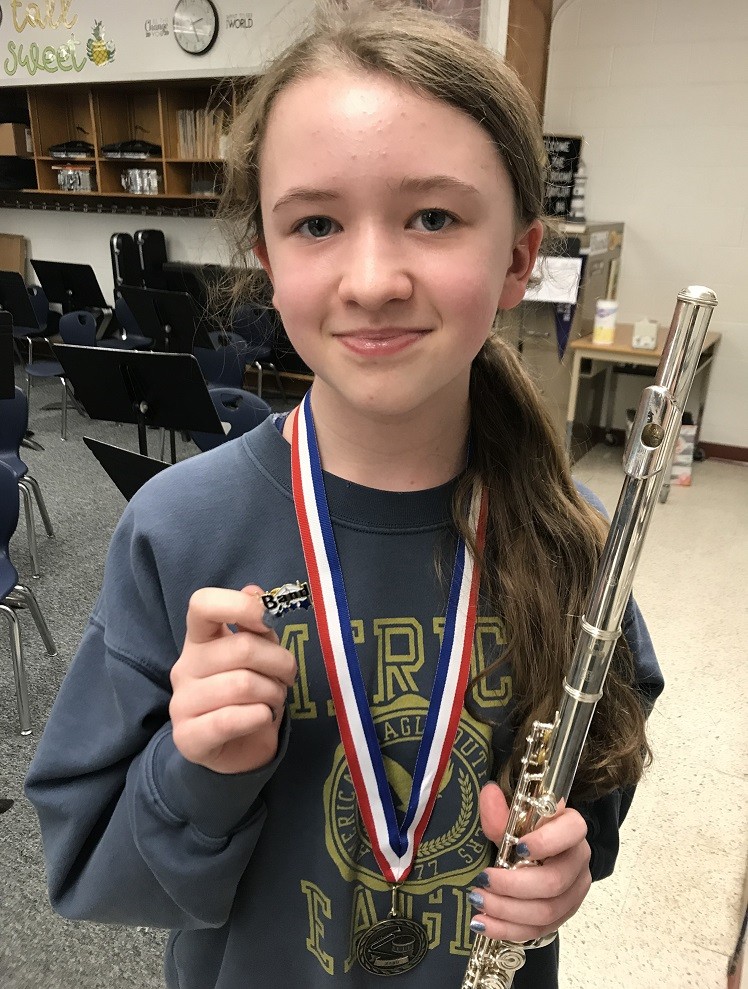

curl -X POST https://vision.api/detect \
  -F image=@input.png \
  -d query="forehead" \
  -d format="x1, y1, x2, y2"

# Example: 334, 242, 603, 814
258, 69, 507, 192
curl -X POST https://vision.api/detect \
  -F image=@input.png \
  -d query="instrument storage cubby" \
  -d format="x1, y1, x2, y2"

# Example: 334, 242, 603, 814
4, 78, 236, 215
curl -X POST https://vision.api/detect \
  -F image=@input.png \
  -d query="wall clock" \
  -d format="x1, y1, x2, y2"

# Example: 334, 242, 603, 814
173, 0, 219, 56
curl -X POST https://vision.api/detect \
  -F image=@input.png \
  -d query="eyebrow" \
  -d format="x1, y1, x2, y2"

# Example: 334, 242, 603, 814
271, 175, 481, 213
400, 175, 482, 198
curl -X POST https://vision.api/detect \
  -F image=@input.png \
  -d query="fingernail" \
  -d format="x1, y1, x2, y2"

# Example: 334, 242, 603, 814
468, 891, 484, 911
472, 871, 490, 889
470, 920, 486, 934
516, 842, 530, 859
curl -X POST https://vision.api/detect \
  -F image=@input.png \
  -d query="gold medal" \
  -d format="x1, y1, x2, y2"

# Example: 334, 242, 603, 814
356, 885, 429, 976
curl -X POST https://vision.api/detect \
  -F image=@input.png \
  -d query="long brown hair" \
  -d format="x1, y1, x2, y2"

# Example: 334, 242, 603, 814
217, 0, 651, 800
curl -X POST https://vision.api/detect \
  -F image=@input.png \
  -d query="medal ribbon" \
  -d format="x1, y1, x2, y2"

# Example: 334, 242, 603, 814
291, 392, 487, 884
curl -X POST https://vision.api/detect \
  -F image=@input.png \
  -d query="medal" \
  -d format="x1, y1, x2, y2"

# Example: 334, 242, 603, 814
356, 885, 429, 976
291, 393, 487, 973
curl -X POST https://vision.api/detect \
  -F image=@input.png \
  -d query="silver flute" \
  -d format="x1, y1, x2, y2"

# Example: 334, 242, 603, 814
461, 286, 718, 989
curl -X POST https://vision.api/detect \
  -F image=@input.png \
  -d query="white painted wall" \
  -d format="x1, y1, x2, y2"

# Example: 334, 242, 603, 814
544, 0, 748, 448
0, 0, 315, 85
0, 208, 229, 304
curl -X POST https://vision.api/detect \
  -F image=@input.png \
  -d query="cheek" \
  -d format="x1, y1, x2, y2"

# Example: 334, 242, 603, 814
439, 265, 501, 329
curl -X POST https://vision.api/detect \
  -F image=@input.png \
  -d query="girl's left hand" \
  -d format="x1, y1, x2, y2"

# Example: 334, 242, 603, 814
471, 782, 592, 943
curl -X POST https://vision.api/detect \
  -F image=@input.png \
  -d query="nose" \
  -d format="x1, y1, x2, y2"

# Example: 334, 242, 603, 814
337, 226, 413, 310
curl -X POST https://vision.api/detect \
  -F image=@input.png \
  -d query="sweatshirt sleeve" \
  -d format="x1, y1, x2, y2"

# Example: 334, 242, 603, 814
24, 499, 289, 930
570, 594, 664, 882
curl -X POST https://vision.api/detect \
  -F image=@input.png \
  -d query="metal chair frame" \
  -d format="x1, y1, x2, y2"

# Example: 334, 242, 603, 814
0, 462, 57, 735
0, 387, 56, 578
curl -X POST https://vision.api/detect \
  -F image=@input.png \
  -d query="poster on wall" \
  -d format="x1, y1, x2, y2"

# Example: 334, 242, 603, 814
0, 0, 314, 86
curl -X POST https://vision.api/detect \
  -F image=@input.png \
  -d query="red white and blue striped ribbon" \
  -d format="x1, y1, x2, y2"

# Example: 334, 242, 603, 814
291, 392, 487, 884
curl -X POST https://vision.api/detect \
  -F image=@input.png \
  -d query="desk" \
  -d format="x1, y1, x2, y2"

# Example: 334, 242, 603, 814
565, 322, 722, 452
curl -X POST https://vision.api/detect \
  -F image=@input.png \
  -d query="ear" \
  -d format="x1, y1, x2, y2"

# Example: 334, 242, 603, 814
252, 238, 274, 286
497, 219, 544, 311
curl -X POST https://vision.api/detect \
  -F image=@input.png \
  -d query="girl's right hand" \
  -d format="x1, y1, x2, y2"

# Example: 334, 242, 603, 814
169, 585, 298, 774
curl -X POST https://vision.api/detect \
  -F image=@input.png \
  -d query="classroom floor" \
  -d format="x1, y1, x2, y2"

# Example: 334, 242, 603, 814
564, 444, 748, 989
0, 375, 746, 988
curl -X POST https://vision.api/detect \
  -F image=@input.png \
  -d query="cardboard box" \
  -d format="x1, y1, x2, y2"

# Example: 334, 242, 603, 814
0, 122, 33, 158
0, 233, 27, 277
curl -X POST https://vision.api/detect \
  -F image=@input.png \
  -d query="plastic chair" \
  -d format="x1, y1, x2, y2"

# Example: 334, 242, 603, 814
58, 310, 97, 346
189, 387, 271, 452
193, 343, 248, 390
6, 282, 47, 366
0, 387, 55, 579
230, 304, 287, 401
24, 336, 67, 437
0, 460, 58, 735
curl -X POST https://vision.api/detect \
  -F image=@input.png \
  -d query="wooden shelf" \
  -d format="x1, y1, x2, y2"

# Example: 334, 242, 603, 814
18, 77, 234, 216
19, 188, 219, 201
98, 156, 165, 163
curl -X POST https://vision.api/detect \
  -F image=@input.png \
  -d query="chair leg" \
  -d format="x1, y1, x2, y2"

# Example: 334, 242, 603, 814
0, 603, 32, 735
24, 474, 55, 538
61, 377, 68, 441
18, 480, 41, 579
268, 362, 287, 402
11, 584, 58, 658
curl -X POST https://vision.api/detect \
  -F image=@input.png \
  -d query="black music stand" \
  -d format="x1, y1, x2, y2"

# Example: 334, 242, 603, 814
52, 345, 223, 462
30, 259, 113, 339
83, 437, 170, 501
119, 286, 214, 352
0, 311, 14, 400
0, 270, 40, 331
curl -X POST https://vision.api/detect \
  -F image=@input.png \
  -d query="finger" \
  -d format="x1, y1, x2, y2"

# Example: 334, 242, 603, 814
185, 586, 277, 645
170, 668, 289, 720
177, 631, 297, 685
480, 843, 591, 901
173, 704, 275, 763
514, 808, 588, 862
478, 782, 510, 844
470, 863, 591, 935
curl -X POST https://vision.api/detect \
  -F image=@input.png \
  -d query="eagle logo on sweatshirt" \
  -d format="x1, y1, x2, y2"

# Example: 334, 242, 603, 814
322, 695, 493, 896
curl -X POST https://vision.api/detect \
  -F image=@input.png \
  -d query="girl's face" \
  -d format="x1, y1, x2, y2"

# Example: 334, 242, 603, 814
255, 69, 542, 423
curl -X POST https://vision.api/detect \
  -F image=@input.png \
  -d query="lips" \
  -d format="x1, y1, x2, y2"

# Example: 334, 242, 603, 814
335, 327, 430, 356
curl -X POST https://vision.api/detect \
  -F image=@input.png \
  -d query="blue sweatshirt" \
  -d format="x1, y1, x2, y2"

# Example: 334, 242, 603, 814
25, 416, 663, 988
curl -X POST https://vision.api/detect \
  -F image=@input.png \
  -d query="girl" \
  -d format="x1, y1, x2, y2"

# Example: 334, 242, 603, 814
26, 3, 662, 987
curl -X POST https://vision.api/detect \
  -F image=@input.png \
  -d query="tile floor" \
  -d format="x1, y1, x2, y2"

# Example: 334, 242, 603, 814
564, 445, 748, 988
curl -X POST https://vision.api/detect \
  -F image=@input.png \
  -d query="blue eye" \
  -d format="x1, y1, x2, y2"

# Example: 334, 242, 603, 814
296, 217, 337, 238
414, 209, 455, 232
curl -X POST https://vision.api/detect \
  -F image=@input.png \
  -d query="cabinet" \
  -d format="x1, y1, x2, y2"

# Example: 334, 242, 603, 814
1, 78, 240, 216
499, 222, 625, 455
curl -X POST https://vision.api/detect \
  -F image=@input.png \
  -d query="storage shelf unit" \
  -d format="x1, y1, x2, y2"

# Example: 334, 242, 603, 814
0, 78, 240, 217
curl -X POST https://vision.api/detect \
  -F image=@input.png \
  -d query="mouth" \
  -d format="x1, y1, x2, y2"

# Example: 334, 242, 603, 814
334, 327, 431, 356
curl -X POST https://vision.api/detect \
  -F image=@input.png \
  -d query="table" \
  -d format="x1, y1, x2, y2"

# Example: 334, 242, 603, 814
565, 323, 721, 498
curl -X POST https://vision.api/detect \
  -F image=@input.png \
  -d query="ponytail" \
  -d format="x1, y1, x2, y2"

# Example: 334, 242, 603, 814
454, 335, 651, 800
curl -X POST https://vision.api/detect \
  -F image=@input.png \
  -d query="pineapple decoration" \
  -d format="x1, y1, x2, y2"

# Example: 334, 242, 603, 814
87, 21, 116, 66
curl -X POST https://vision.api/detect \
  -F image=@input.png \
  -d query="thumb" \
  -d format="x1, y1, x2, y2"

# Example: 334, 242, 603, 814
479, 781, 510, 844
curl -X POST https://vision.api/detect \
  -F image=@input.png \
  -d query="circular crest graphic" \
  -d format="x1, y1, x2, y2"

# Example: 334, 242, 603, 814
323, 696, 492, 895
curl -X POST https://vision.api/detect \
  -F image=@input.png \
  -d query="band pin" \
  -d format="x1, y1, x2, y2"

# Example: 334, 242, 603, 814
261, 580, 312, 617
